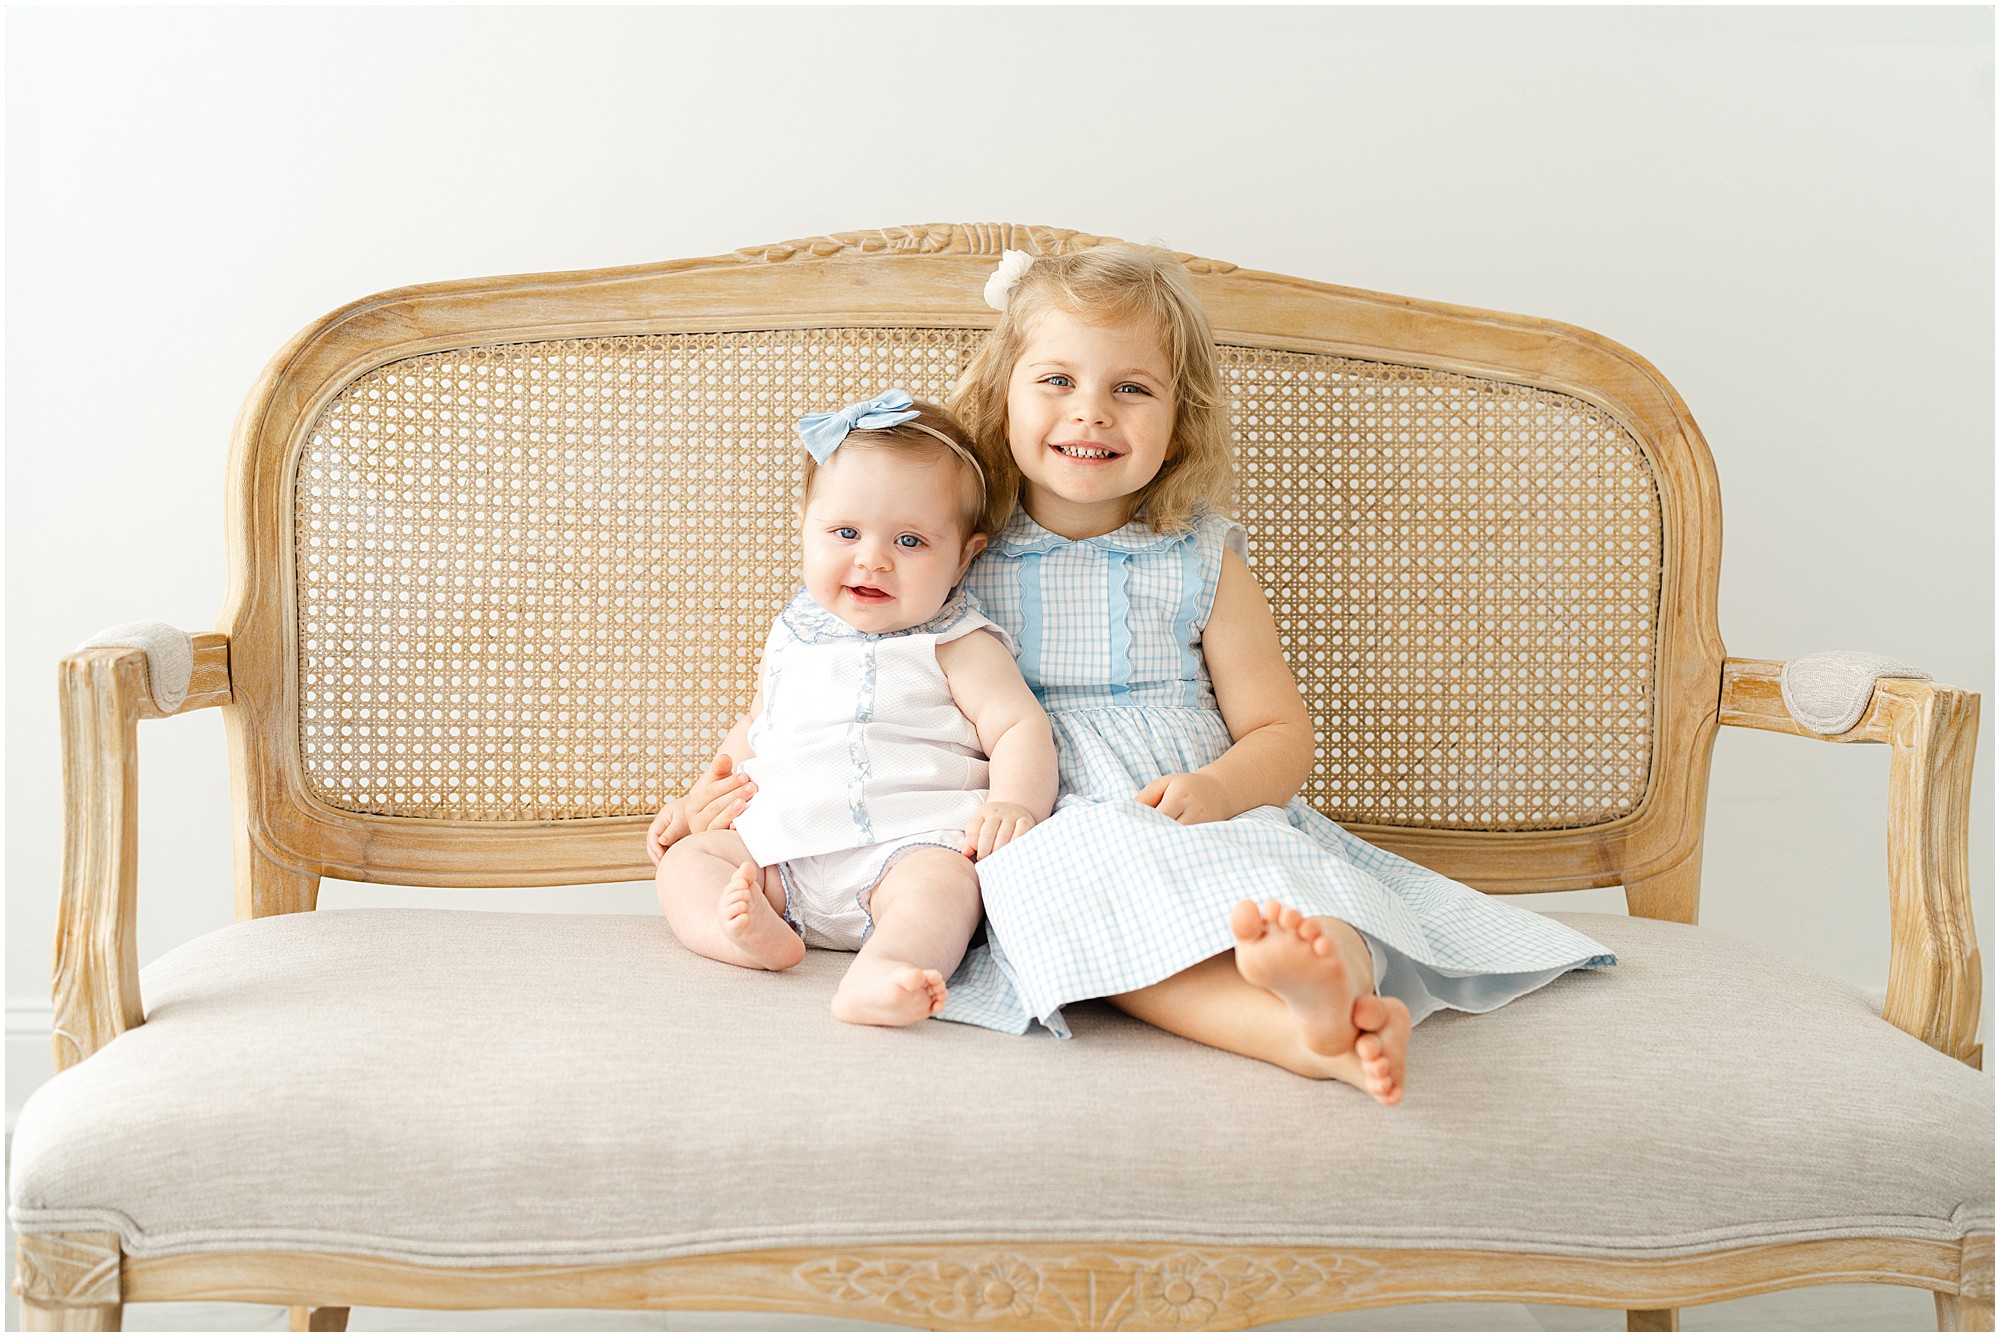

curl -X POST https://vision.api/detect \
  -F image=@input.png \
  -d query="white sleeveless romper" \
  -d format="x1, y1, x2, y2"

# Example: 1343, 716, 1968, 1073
734, 587, 1009, 950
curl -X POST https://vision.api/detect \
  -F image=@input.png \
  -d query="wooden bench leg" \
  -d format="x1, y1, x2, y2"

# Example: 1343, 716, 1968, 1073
1628, 1309, 1679, 1332
15, 1230, 122, 1331
1938, 1291, 1996, 1331
19, 1300, 121, 1331
290, 1306, 351, 1331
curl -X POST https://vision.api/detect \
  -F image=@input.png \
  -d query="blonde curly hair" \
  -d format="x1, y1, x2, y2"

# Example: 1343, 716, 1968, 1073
949, 243, 1233, 534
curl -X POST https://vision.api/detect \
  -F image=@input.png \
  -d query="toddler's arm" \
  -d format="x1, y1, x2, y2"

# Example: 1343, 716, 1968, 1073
1138, 551, 1314, 824
645, 690, 763, 864
936, 629, 1058, 859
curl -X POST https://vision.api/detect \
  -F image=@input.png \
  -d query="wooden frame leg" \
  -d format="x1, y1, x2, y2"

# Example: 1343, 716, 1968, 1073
18, 1300, 121, 1331
15, 1231, 122, 1331
1624, 849, 1702, 925
290, 1306, 350, 1331
1628, 1308, 1679, 1332
1938, 1291, 1996, 1331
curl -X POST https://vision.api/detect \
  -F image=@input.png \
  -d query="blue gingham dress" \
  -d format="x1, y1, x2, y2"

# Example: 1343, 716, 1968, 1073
938, 510, 1616, 1036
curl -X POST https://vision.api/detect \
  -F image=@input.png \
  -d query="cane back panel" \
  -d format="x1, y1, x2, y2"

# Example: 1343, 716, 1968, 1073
290, 332, 1661, 832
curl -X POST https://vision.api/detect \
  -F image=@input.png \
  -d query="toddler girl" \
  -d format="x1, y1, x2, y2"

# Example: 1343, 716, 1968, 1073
936, 247, 1616, 1102
647, 391, 1057, 1027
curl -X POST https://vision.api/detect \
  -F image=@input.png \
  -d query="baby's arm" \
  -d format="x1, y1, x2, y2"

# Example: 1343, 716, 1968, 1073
645, 688, 763, 864
1137, 551, 1314, 824
936, 629, 1058, 859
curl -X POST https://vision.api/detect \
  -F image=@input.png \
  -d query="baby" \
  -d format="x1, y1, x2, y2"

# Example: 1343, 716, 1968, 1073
646, 390, 1057, 1027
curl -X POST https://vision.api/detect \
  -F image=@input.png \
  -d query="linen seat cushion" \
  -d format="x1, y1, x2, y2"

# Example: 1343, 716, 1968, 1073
9, 908, 1991, 1268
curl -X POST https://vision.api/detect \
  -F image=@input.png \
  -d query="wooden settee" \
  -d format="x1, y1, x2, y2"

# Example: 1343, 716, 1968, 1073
11, 224, 1991, 1331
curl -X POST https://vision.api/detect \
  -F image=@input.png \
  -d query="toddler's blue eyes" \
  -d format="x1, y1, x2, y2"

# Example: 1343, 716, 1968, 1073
835, 527, 858, 540
896, 535, 923, 548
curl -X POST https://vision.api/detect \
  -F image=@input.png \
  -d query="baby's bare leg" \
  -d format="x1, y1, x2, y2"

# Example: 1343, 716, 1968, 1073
655, 830, 803, 970
831, 846, 981, 1027
1108, 905, 1411, 1105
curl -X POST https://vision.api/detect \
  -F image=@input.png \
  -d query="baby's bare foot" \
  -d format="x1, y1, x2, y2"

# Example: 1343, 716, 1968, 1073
831, 963, 948, 1028
1232, 898, 1360, 1056
719, 861, 803, 970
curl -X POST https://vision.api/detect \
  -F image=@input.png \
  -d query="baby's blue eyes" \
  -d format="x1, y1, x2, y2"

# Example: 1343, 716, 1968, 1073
830, 527, 925, 549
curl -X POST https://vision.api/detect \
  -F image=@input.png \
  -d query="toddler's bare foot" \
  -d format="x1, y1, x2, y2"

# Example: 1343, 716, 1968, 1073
719, 861, 803, 970
831, 963, 948, 1028
1231, 898, 1361, 1056
1349, 993, 1412, 1106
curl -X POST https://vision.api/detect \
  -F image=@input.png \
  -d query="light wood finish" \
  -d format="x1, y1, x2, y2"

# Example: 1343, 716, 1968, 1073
288, 1305, 349, 1331
113, 1236, 1978, 1329
17, 1303, 121, 1333
1623, 849, 1703, 925
1939, 1292, 1997, 1332
54, 634, 230, 1072
219, 223, 1723, 897
1627, 1309, 1678, 1331
15, 1231, 121, 1331
1720, 658, 1983, 1064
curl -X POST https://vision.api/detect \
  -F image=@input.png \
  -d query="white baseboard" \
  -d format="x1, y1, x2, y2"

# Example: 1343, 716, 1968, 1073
7, 1006, 55, 1134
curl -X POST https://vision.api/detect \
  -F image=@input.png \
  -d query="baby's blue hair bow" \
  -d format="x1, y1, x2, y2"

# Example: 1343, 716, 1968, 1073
796, 389, 920, 464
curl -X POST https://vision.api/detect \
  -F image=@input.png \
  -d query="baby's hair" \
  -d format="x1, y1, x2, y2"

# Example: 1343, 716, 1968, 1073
798, 397, 1003, 537
950, 243, 1234, 534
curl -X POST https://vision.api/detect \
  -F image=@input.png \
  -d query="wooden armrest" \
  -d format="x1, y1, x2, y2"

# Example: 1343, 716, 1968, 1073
1720, 657, 1982, 1067
54, 632, 231, 1071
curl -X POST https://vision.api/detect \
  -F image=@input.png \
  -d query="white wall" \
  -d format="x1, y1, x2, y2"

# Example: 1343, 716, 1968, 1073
8, 7, 1992, 1117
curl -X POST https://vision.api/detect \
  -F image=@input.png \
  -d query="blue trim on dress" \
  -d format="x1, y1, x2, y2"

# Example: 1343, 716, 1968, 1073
845, 642, 879, 845
1106, 551, 1133, 705
1016, 552, 1045, 694
1174, 535, 1205, 707
778, 585, 985, 644
774, 861, 806, 941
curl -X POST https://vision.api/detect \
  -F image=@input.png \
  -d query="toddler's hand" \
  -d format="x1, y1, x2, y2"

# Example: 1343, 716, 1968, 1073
1135, 771, 1231, 825
962, 802, 1038, 861
684, 752, 756, 835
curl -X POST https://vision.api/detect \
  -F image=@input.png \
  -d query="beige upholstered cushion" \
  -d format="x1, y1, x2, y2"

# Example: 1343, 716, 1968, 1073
9, 909, 1990, 1267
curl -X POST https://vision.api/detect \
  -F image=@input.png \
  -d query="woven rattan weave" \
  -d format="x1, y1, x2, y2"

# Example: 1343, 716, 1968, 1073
295, 333, 1660, 831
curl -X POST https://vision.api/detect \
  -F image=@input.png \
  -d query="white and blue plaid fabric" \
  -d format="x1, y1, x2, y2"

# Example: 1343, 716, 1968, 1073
939, 510, 1616, 1037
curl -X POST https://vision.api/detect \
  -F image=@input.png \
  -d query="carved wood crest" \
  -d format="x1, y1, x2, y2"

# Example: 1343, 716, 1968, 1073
733, 222, 1237, 274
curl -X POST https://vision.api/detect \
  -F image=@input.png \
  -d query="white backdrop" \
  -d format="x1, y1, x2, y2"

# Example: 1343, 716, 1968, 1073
7, 6, 1992, 1117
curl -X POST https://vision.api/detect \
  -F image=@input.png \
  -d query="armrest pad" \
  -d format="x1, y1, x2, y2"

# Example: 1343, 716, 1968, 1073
1780, 651, 1930, 736
76, 622, 192, 711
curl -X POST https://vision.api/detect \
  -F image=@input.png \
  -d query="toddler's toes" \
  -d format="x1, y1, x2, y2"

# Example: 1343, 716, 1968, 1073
1230, 900, 1266, 943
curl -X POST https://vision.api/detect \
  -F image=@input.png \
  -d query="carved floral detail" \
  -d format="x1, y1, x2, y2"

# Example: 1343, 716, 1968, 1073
735, 223, 1237, 274
15, 1230, 121, 1307
791, 1247, 1381, 1329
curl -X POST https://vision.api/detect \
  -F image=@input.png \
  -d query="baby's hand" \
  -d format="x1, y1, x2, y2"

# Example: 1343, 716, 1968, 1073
962, 802, 1038, 861
1135, 771, 1231, 825
645, 801, 687, 866
684, 752, 756, 835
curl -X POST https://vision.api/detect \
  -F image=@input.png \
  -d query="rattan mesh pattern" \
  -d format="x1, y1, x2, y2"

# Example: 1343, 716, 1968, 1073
293, 332, 1661, 830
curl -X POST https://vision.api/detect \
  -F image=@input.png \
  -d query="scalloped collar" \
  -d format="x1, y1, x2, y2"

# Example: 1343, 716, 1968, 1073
988, 508, 1197, 557
778, 585, 984, 644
